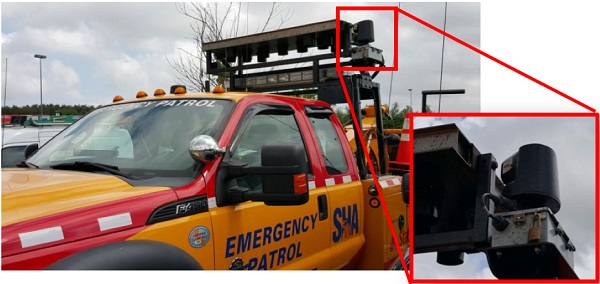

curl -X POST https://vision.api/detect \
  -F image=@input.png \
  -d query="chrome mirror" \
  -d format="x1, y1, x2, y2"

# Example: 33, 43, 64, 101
189, 135, 225, 163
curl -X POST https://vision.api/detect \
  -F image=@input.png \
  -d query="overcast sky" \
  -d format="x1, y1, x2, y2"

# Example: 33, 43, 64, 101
2, 1, 599, 113
413, 116, 597, 280
1, 2, 480, 111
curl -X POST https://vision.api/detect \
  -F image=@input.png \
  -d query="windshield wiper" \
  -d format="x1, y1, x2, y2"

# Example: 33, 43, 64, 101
50, 161, 138, 180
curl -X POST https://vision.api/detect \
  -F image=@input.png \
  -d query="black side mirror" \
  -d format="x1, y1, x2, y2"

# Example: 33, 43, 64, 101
259, 143, 308, 205
24, 143, 39, 159
217, 143, 309, 206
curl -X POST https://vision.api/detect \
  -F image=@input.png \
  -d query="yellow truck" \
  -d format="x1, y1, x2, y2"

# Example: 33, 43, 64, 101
2, 19, 409, 270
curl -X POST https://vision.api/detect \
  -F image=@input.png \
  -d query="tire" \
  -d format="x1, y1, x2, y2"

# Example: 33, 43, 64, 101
46, 240, 202, 270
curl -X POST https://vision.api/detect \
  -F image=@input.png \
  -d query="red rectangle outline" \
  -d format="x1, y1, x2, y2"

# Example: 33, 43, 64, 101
335, 6, 398, 72
407, 112, 599, 283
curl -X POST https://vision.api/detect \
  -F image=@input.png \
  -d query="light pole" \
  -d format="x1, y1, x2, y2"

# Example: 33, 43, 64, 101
409, 88, 413, 111
34, 54, 46, 116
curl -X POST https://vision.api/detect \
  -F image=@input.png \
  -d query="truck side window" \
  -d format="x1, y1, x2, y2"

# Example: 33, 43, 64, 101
309, 116, 348, 175
231, 111, 308, 189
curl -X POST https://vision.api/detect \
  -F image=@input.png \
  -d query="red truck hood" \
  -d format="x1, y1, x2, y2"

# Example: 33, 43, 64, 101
2, 169, 171, 227
2, 169, 177, 259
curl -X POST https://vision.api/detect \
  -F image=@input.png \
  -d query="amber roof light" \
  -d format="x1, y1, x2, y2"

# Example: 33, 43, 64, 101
136, 91, 148, 98
213, 85, 226, 93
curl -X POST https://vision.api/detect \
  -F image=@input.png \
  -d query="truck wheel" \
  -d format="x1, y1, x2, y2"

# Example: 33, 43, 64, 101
46, 240, 202, 270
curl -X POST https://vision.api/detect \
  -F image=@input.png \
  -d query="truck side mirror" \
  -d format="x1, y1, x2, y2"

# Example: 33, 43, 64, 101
218, 143, 309, 206
24, 143, 39, 159
189, 135, 226, 163
259, 143, 309, 206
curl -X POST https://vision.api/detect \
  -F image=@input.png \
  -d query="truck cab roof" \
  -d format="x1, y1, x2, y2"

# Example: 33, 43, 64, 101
110, 89, 317, 105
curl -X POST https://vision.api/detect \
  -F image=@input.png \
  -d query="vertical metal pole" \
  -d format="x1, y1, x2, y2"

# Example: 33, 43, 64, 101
205, 52, 212, 92
438, 2, 448, 112
2, 58, 7, 147
409, 88, 413, 111
372, 85, 387, 174
387, 72, 393, 107
34, 54, 46, 115
352, 75, 368, 179
3, 58, 7, 112
39, 58, 43, 116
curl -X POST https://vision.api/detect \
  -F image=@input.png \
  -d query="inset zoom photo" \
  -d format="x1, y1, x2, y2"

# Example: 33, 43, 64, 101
410, 114, 597, 281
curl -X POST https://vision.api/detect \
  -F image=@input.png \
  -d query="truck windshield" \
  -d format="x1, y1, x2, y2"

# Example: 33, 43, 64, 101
27, 99, 233, 184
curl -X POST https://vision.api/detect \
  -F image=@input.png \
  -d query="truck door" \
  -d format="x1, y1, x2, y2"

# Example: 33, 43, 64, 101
210, 103, 332, 270
306, 107, 364, 269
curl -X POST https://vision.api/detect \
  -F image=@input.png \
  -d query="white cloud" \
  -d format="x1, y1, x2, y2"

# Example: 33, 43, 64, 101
1, 32, 16, 45
46, 60, 82, 102
99, 53, 143, 92
414, 252, 495, 279
24, 23, 98, 56
575, 248, 597, 279
49, 60, 80, 87
458, 117, 486, 130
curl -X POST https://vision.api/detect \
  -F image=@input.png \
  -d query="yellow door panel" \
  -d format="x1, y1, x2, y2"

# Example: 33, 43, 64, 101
326, 181, 364, 269
210, 188, 332, 270
357, 176, 408, 269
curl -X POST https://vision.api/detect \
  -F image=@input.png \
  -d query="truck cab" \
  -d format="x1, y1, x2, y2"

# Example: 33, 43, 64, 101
2, 87, 404, 270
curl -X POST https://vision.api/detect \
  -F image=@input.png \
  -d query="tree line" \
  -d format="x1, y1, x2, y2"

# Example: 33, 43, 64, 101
334, 102, 429, 129
1, 104, 98, 116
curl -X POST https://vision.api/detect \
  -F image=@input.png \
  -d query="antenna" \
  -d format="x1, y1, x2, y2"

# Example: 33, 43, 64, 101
2, 58, 7, 147
387, 2, 401, 108
438, 2, 448, 112
3, 58, 7, 111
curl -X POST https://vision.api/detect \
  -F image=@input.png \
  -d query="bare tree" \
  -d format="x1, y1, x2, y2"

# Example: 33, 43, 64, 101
168, 2, 293, 92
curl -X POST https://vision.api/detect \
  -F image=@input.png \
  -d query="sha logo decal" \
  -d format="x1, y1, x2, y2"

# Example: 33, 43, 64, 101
189, 226, 210, 248
332, 203, 359, 243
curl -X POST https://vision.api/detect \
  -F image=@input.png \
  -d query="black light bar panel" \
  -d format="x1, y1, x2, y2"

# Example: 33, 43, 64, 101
203, 20, 352, 62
